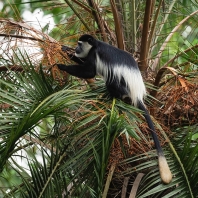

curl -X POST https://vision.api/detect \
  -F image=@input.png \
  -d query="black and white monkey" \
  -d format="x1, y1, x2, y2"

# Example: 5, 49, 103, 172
57, 34, 172, 184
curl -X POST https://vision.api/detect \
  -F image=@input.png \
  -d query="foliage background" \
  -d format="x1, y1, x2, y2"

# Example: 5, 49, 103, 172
0, 0, 198, 197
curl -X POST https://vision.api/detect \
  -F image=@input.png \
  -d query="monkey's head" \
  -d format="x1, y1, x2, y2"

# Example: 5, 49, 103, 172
75, 34, 96, 58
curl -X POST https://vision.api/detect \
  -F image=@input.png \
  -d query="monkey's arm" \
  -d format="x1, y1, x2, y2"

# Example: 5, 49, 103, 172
61, 45, 85, 64
57, 64, 96, 79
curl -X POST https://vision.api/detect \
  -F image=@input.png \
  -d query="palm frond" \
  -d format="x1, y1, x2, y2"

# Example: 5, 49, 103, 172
117, 125, 198, 198
1, 0, 198, 197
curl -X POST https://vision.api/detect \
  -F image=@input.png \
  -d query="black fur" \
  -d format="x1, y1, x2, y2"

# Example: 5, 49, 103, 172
58, 35, 139, 100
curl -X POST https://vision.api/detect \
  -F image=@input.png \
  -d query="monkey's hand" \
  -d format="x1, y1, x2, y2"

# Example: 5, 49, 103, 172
57, 64, 67, 71
61, 45, 73, 52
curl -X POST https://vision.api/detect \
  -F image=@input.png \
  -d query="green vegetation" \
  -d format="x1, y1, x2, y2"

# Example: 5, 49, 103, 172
0, 0, 198, 197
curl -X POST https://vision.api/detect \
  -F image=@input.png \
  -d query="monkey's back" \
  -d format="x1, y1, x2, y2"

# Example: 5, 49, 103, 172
95, 41, 146, 106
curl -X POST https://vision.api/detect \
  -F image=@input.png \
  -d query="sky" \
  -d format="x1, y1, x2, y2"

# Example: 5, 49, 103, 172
22, 8, 55, 32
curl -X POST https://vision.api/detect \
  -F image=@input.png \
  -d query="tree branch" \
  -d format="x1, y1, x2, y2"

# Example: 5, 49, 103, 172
139, 0, 153, 72
87, 0, 108, 42
110, 0, 125, 50
0, 33, 43, 42
0, 66, 23, 72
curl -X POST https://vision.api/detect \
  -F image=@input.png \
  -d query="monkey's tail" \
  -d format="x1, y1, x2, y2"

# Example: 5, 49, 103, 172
138, 101, 172, 184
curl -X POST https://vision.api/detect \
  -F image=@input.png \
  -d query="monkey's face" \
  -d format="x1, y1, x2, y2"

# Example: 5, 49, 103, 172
75, 41, 92, 58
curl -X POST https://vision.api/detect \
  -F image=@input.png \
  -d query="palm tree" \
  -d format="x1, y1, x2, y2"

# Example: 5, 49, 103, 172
0, 0, 198, 197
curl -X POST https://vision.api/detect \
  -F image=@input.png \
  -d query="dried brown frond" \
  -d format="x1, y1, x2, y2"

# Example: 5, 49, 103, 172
106, 123, 169, 197
0, 19, 72, 82
108, 123, 159, 174
157, 76, 198, 127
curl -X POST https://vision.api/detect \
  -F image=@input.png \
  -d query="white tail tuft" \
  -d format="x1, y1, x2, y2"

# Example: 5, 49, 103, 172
158, 155, 172, 184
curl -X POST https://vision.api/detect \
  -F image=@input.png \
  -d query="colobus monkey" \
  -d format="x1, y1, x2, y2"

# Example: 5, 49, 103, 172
57, 34, 172, 184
